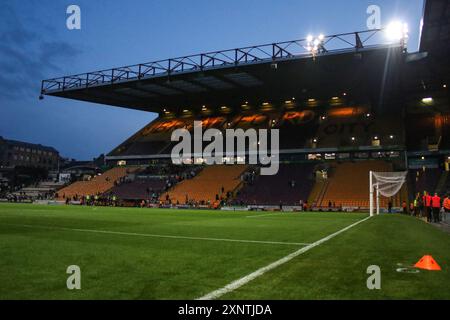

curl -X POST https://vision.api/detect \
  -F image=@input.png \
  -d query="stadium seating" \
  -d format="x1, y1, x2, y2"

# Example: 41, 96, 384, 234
315, 161, 402, 208
235, 163, 315, 206
57, 167, 135, 199
161, 165, 248, 204
13, 181, 65, 199
108, 178, 167, 200
408, 168, 441, 197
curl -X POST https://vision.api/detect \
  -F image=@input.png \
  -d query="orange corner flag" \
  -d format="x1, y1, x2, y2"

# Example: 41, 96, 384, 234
414, 255, 442, 271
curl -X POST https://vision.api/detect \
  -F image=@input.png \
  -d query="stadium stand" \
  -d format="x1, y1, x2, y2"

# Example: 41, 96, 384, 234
57, 167, 135, 199
314, 160, 404, 208
107, 178, 167, 201
161, 165, 248, 205
408, 168, 442, 197
13, 181, 65, 200
435, 171, 450, 195
235, 163, 315, 205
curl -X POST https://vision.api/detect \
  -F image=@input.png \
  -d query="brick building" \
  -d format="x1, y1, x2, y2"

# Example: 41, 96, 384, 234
0, 136, 59, 170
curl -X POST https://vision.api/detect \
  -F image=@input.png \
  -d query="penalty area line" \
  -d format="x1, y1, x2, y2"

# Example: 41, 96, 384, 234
1, 223, 311, 247
197, 215, 372, 300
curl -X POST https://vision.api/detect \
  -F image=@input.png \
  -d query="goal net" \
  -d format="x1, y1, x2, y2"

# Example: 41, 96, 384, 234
369, 171, 408, 216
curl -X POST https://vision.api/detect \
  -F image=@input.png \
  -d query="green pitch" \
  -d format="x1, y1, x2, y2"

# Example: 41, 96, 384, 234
0, 203, 449, 300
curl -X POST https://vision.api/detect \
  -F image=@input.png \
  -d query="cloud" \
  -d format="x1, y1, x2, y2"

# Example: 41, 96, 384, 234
0, 2, 82, 101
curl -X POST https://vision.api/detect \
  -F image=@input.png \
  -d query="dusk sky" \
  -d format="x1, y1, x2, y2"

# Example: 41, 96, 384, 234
1, 0, 424, 160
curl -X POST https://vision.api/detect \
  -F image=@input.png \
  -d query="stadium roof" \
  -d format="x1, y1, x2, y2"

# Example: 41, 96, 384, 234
41, 29, 407, 114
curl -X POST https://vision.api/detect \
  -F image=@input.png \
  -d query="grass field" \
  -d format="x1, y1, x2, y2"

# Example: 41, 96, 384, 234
0, 203, 449, 300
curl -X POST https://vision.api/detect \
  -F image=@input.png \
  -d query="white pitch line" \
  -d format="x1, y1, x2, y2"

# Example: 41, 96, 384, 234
197, 215, 372, 300
1, 223, 310, 247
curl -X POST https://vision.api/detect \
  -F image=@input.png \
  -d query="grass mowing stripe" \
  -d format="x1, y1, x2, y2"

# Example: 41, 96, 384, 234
1, 223, 311, 247
246, 213, 285, 218
197, 215, 372, 300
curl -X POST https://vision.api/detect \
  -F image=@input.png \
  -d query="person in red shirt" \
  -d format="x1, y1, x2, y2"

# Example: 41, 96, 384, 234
431, 193, 441, 223
423, 192, 432, 222
444, 194, 450, 213
402, 201, 407, 215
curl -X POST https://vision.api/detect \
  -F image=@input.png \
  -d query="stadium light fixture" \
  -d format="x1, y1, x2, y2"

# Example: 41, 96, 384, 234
443, 84, 447, 88
342, 92, 347, 96
313, 138, 318, 143
366, 113, 371, 117
306, 34, 325, 55
421, 156, 425, 160
421, 97, 433, 104
385, 21, 409, 42
389, 135, 394, 139
351, 137, 356, 141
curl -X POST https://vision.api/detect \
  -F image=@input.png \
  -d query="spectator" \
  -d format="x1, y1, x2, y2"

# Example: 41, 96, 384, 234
431, 193, 441, 223
444, 194, 450, 213
402, 201, 407, 215
424, 192, 432, 222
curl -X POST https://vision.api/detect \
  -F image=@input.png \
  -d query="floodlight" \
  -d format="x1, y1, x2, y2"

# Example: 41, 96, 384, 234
385, 21, 409, 41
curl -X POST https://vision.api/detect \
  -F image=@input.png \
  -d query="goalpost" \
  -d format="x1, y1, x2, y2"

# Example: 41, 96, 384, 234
369, 171, 408, 216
